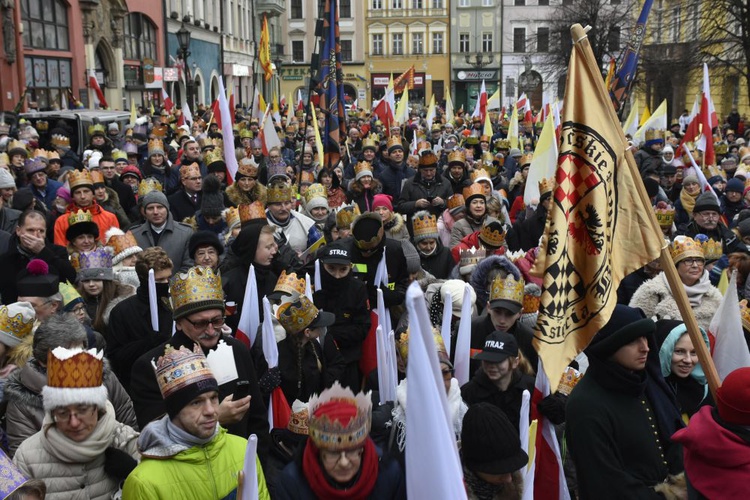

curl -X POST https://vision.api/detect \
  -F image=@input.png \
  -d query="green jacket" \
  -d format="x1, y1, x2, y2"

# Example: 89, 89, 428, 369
122, 428, 269, 500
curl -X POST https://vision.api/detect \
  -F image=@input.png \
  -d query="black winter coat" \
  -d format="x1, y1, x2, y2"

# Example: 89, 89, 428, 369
377, 161, 415, 200
129, 330, 270, 460
460, 369, 534, 432
275, 333, 346, 406
342, 236, 410, 309
506, 204, 548, 252
418, 243, 455, 280
168, 189, 201, 223
396, 173, 453, 223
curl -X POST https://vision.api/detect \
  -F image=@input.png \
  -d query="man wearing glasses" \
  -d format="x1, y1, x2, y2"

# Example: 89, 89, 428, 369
682, 192, 744, 260
128, 266, 270, 461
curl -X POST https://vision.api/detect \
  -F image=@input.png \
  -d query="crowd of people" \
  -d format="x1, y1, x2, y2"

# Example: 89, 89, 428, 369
0, 103, 747, 499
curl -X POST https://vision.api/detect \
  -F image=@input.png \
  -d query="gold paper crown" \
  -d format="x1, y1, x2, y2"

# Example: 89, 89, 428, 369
362, 136, 377, 150
51, 134, 70, 148
47, 150, 61, 162
459, 247, 486, 267
308, 382, 372, 452
447, 194, 465, 211
386, 135, 403, 150
489, 274, 525, 306
470, 168, 491, 183
151, 124, 168, 138
714, 142, 729, 155
267, 182, 293, 204
153, 344, 215, 400
138, 177, 163, 197
538, 177, 554, 197
557, 366, 583, 396
519, 154, 533, 166
36, 120, 48, 132
396, 326, 446, 363
288, 400, 309, 435
495, 138, 511, 149
654, 204, 676, 228
273, 270, 306, 298
88, 124, 106, 136
68, 209, 94, 227
740, 300, 750, 332
33, 149, 49, 162
238, 201, 267, 223
412, 211, 439, 240
336, 204, 360, 229
354, 161, 373, 177
180, 163, 201, 179
223, 206, 241, 228
240, 129, 253, 139
669, 236, 704, 264
198, 136, 223, 150
105, 229, 140, 260
7, 140, 27, 155
47, 348, 103, 390
147, 139, 164, 154
522, 293, 541, 314
479, 223, 506, 248
170, 266, 224, 319
238, 158, 259, 178
699, 237, 723, 261
462, 183, 485, 200
0, 303, 35, 343
448, 150, 466, 165
89, 170, 105, 184
304, 183, 328, 204
277, 295, 320, 333
204, 147, 225, 166
739, 146, 750, 162
68, 169, 94, 191
644, 129, 665, 142
59, 281, 82, 307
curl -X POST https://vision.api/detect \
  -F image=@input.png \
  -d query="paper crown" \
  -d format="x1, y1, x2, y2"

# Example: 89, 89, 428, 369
0, 447, 30, 498
277, 295, 320, 333
538, 177, 554, 197
522, 292, 541, 315
669, 236, 704, 264
151, 124, 168, 138
354, 161, 373, 178
412, 211, 439, 242
644, 129, 665, 142
33, 149, 49, 162
138, 177, 163, 197
267, 182, 293, 204
47, 150, 61, 162
463, 183, 485, 201
470, 168, 491, 183
308, 382, 372, 452
386, 135, 403, 150
448, 150, 466, 166
557, 366, 583, 396
23, 157, 46, 175
51, 134, 71, 148
89, 170, 105, 184
204, 147, 225, 167
0, 302, 35, 347
148, 139, 164, 155
170, 266, 224, 320
179, 163, 201, 179
59, 281, 83, 309
489, 274, 525, 306
288, 400, 309, 435
105, 228, 142, 265
695, 234, 723, 261
396, 326, 447, 363
223, 206, 241, 229
447, 194, 465, 212
459, 247, 486, 267
336, 204, 360, 229
740, 300, 750, 332
362, 136, 377, 150
240, 128, 253, 139
267, 161, 288, 182
237, 158, 259, 178
479, 222, 506, 248
77, 247, 114, 281
238, 201, 267, 223
654, 203, 676, 228
273, 270, 306, 298
68, 169, 94, 191
7, 139, 28, 156
198, 137, 222, 151
495, 138, 511, 149
42, 347, 107, 412
152, 344, 215, 400
519, 153, 533, 166
419, 151, 438, 167
68, 209, 94, 227
0, 152, 8, 165
304, 183, 328, 204
88, 123, 106, 137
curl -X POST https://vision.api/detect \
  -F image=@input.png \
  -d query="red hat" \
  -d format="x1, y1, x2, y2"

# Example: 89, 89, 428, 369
716, 367, 750, 426
372, 194, 393, 211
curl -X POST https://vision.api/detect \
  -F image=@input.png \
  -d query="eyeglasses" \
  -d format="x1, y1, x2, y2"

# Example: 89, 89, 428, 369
696, 212, 720, 219
71, 304, 86, 314
184, 316, 226, 330
320, 448, 364, 466
681, 258, 705, 267
53, 404, 96, 422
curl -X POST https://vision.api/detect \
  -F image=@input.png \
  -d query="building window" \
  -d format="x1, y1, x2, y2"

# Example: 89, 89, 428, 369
21, 0, 69, 50
482, 33, 493, 52
483, 0, 493, 6
608, 27, 620, 52
537, 27, 549, 52
432, 0, 443, 7
24, 56, 72, 110
562, 0, 573, 5
538, 0, 549, 5
513, 28, 526, 53
514, 0, 525, 5
459, 0, 469, 6
412, 0, 423, 8
292, 41, 304, 62
688, 3, 699, 40
373, 34, 383, 55
393, 0, 402, 8
432, 32, 444, 54
393, 33, 403, 55
655, 10, 662, 43
123, 13, 157, 61
290, 0, 302, 19
671, 6, 681, 42
459, 33, 470, 53
412, 33, 423, 54
373, 0, 383, 9
340, 0, 351, 18
341, 40, 353, 61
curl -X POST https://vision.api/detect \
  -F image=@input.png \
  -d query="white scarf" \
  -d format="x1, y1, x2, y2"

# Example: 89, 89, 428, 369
41, 401, 118, 464
660, 270, 712, 307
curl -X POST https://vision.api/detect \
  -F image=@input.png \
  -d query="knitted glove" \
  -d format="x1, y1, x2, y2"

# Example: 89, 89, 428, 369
258, 366, 282, 394
536, 392, 568, 425
104, 447, 138, 481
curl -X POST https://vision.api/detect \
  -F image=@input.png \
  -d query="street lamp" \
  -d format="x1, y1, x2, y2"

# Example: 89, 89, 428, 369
465, 53, 494, 69
176, 22, 194, 111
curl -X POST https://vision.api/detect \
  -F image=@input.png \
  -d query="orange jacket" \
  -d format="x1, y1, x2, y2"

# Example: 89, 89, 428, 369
53, 202, 120, 247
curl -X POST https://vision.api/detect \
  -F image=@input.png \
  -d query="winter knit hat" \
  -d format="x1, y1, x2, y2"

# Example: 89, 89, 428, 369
586, 305, 652, 359
0, 168, 14, 189
402, 240, 422, 274
372, 194, 393, 212
461, 402, 528, 475
682, 175, 700, 186
56, 185, 72, 204
693, 192, 721, 213
726, 177, 745, 194
715, 367, 750, 426
200, 174, 225, 218
142, 190, 169, 210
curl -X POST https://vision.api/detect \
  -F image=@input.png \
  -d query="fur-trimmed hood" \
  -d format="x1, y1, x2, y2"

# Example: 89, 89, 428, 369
470, 255, 522, 307
384, 212, 406, 235
225, 182, 267, 207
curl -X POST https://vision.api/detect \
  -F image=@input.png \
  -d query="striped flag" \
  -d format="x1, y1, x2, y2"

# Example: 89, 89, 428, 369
235, 264, 260, 349
88, 69, 108, 109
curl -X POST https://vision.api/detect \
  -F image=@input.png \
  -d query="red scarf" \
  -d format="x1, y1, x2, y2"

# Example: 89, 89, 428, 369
302, 438, 379, 500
